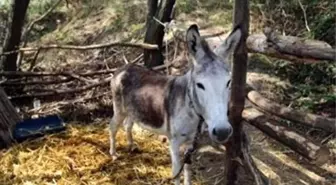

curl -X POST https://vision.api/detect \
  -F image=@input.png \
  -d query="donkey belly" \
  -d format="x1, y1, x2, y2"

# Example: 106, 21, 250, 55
133, 120, 167, 136
125, 101, 167, 136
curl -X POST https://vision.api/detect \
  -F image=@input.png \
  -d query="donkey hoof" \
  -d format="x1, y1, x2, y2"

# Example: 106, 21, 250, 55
111, 154, 119, 161
128, 145, 140, 153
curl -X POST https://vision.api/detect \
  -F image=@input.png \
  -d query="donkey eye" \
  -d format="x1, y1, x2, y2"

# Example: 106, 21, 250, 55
196, 83, 205, 90
226, 80, 231, 88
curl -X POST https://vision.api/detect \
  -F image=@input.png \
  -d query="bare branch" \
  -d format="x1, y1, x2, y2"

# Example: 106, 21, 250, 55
0, 42, 158, 56
297, 0, 310, 32
23, 0, 62, 40
240, 131, 269, 185
9, 76, 113, 99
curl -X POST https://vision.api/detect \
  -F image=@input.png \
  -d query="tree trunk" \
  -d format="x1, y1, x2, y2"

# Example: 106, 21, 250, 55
0, 87, 21, 148
143, 0, 175, 68
1, 0, 30, 72
247, 90, 335, 133
243, 108, 331, 165
225, 0, 249, 184
146, 0, 158, 29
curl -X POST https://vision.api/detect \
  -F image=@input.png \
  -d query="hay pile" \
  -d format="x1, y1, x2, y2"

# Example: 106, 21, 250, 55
0, 121, 212, 185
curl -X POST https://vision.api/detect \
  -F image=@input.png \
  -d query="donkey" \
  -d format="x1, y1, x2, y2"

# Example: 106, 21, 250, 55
109, 24, 241, 185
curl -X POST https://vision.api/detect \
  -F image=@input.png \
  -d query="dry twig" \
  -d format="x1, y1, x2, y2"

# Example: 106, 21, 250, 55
297, 0, 311, 32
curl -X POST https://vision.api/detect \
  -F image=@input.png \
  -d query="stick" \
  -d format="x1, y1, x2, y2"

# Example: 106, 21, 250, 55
28, 48, 41, 71
240, 131, 269, 185
297, 0, 310, 32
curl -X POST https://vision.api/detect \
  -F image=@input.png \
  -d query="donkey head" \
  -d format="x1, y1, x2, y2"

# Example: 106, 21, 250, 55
186, 25, 241, 143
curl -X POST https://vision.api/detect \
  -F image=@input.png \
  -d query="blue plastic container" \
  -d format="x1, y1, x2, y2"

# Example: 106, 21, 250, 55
13, 115, 66, 142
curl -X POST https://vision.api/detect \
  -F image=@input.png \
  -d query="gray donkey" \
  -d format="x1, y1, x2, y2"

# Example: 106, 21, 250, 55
109, 24, 241, 185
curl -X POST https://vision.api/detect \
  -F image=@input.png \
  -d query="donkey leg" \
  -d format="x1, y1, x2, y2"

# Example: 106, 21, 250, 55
169, 139, 182, 185
109, 113, 125, 160
124, 117, 138, 152
183, 144, 193, 185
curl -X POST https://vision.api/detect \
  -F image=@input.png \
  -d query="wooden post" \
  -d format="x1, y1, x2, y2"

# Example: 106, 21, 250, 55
0, 87, 21, 148
225, 0, 249, 184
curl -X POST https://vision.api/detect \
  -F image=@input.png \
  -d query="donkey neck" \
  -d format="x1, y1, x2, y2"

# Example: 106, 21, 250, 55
169, 70, 201, 121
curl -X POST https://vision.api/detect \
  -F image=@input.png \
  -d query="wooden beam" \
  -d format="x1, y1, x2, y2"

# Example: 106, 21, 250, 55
247, 90, 335, 133
243, 108, 331, 165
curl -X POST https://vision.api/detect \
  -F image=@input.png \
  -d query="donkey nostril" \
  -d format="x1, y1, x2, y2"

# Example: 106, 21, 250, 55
212, 128, 217, 136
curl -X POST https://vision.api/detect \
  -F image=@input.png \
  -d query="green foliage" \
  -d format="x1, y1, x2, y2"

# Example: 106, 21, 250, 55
28, 0, 54, 18
274, 61, 335, 86
274, 60, 335, 111
176, 0, 197, 14
251, 0, 335, 46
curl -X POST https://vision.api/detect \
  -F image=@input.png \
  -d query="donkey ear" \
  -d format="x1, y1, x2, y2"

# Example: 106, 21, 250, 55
186, 24, 204, 60
214, 26, 242, 60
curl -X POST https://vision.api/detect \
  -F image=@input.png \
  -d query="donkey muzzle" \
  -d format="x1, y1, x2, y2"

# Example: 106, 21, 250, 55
211, 126, 233, 143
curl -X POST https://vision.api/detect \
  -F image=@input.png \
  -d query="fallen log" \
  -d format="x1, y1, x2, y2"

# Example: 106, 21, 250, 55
247, 30, 335, 63
247, 90, 335, 133
243, 108, 331, 165
246, 34, 321, 63
264, 28, 335, 62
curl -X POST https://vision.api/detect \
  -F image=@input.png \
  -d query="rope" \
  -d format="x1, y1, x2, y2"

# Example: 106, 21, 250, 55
152, 17, 177, 75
